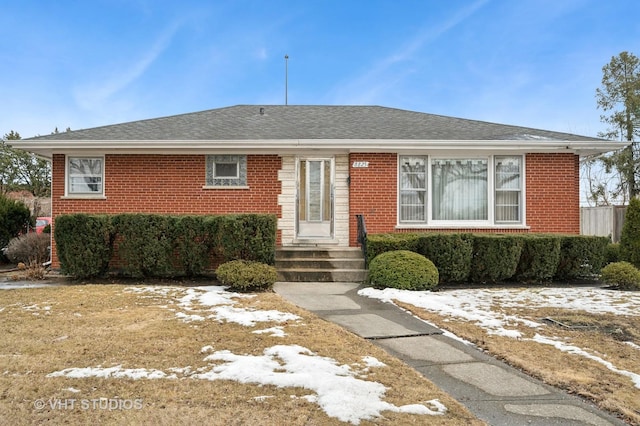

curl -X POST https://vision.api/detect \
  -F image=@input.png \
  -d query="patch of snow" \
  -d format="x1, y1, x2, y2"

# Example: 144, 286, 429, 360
359, 286, 640, 390
65, 387, 81, 393
532, 334, 640, 389
175, 312, 205, 322
205, 305, 299, 327
625, 341, 640, 351
200, 345, 214, 353
195, 345, 446, 424
252, 326, 287, 337
253, 395, 273, 402
48, 345, 447, 424
129, 286, 301, 328
48, 365, 174, 380
361, 356, 386, 368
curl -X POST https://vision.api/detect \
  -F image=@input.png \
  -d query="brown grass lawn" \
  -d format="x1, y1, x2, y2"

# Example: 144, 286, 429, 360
395, 298, 640, 425
0, 283, 481, 425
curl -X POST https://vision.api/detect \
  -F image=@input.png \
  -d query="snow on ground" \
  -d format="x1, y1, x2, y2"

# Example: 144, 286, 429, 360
128, 286, 301, 326
47, 286, 446, 424
359, 286, 640, 389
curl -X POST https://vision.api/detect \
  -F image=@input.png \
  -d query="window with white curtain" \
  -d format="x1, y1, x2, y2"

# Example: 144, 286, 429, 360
398, 155, 524, 225
495, 156, 521, 223
399, 156, 427, 222
432, 158, 488, 221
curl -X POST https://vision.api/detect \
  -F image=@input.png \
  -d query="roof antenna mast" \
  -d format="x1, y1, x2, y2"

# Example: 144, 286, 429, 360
284, 54, 289, 105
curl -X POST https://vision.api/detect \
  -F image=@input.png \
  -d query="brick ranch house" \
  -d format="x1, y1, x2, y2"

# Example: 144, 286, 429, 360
15, 105, 616, 269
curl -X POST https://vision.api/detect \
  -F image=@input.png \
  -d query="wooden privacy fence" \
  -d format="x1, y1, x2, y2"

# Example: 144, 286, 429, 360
580, 206, 627, 243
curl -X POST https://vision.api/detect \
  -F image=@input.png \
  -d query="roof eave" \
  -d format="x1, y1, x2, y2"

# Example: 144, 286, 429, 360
10, 139, 625, 159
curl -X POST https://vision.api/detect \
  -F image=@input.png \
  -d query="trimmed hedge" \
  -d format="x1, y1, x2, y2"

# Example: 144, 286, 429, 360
365, 233, 421, 266
514, 235, 561, 282
54, 213, 277, 279
368, 250, 439, 290
365, 232, 609, 284
470, 235, 523, 283
418, 233, 473, 283
111, 214, 176, 278
55, 214, 113, 279
555, 235, 609, 280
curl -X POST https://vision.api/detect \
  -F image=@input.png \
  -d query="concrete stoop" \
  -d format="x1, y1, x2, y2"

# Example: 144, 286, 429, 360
276, 247, 367, 283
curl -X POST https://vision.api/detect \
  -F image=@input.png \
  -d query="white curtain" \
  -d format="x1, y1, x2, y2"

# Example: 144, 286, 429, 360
495, 156, 521, 222
400, 156, 426, 221
432, 159, 487, 220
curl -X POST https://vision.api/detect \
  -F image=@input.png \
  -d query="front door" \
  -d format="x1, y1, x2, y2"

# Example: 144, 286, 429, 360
297, 158, 334, 239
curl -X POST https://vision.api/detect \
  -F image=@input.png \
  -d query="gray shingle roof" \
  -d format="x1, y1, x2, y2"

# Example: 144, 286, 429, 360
29, 105, 604, 141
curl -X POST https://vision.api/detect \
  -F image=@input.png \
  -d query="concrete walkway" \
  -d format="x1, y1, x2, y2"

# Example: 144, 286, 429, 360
274, 282, 626, 426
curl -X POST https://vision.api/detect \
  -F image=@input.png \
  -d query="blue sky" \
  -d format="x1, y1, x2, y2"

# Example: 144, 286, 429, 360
2, 0, 639, 139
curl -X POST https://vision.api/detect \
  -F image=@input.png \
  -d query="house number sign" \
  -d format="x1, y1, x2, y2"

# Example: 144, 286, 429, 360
352, 161, 369, 168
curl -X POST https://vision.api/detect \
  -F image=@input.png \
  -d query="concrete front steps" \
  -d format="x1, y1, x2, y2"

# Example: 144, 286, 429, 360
276, 247, 367, 282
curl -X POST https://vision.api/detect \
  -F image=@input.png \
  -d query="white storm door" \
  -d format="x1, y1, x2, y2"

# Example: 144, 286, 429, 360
297, 158, 334, 238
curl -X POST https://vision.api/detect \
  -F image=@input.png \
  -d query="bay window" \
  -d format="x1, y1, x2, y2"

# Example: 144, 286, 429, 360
398, 155, 523, 226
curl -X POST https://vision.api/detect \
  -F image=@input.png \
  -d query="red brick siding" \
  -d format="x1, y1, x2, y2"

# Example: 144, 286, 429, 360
348, 152, 580, 246
348, 154, 398, 246
525, 153, 580, 234
50, 154, 281, 268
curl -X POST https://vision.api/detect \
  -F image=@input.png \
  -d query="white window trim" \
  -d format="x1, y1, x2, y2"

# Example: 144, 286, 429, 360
213, 160, 240, 179
396, 154, 527, 229
63, 155, 106, 199
494, 155, 525, 225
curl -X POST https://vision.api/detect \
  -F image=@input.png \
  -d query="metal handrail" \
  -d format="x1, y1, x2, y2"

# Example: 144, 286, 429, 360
355, 214, 367, 263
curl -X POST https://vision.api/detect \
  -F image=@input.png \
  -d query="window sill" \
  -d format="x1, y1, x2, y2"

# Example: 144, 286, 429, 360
61, 195, 107, 200
202, 185, 250, 190
396, 224, 530, 230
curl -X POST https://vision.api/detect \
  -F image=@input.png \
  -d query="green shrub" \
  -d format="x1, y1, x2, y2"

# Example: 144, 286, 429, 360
365, 233, 421, 266
111, 214, 177, 278
514, 235, 561, 282
605, 243, 620, 264
55, 214, 113, 278
367, 250, 439, 290
620, 197, 640, 268
600, 261, 640, 290
0, 194, 31, 250
555, 235, 609, 280
417, 233, 473, 283
215, 260, 277, 292
174, 215, 208, 277
470, 235, 523, 283
5, 233, 51, 265
207, 214, 277, 265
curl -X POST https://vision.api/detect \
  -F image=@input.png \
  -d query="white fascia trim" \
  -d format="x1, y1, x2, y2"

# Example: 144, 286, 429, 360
11, 139, 622, 159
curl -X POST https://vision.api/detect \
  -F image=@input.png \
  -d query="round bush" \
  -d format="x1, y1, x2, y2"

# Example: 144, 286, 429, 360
600, 261, 640, 290
5, 233, 50, 265
216, 260, 277, 292
367, 250, 439, 290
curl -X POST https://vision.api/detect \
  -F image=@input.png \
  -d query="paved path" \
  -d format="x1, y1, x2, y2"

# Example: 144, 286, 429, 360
274, 282, 627, 426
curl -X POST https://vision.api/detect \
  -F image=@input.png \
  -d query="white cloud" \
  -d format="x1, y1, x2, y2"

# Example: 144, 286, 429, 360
73, 20, 183, 111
